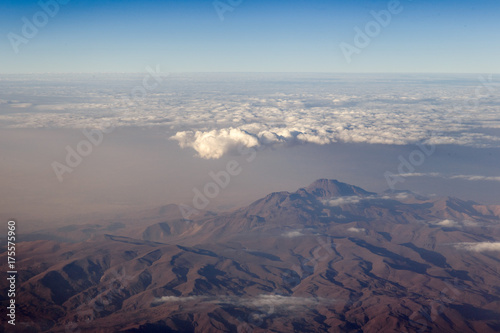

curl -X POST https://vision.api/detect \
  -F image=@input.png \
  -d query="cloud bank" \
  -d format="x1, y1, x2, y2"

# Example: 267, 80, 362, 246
2, 74, 500, 158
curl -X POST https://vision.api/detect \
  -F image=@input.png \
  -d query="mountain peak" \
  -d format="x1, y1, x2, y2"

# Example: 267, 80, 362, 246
304, 179, 376, 198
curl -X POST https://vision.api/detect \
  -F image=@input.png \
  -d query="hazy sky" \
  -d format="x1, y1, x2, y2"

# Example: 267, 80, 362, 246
1, 73, 499, 231
1, 0, 500, 73
1, 1, 500, 231
2, 126, 499, 232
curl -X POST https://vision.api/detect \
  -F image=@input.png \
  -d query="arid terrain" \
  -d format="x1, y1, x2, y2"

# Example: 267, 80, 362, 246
2, 179, 500, 332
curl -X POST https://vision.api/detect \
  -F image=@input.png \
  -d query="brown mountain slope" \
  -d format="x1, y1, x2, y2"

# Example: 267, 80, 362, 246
1, 180, 500, 332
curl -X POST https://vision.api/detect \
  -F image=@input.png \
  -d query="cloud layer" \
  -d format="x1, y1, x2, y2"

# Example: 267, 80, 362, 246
2, 74, 500, 158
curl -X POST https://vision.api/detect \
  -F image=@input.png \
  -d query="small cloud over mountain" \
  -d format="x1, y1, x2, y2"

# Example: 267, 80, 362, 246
454, 242, 500, 252
282, 230, 304, 238
347, 227, 366, 233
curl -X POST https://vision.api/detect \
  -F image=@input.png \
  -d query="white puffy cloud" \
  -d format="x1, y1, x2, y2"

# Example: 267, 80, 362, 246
435, 219, 458, 227
170, 126, 337, 159
453, 242, 500, 252
347, 227, 366, 233
170, 128, 259, 159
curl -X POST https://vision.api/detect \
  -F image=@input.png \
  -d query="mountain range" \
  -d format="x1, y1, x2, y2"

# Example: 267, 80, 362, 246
2, 179, 500, 332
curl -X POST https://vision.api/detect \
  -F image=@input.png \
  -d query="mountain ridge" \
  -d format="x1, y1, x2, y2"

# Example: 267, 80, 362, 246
3, 179, 500, 332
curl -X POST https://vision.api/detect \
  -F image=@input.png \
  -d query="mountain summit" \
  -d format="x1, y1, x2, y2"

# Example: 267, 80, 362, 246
303, 179, 376, 198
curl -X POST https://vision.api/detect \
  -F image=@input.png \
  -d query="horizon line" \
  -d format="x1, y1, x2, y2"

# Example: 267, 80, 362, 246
1, 72, 497, 75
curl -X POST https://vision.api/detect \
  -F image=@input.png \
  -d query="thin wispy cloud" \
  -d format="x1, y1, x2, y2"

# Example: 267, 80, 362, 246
400, 173, 500, 182
282, 231, 304, 238
449, 175, 500, 182
453, 242, 500, 252
430, 219, 480, 228
323, 193, 409, 207
152, 295, 335, 310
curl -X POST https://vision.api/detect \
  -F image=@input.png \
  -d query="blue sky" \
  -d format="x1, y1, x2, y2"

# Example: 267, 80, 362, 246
1, 0, 499, 73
